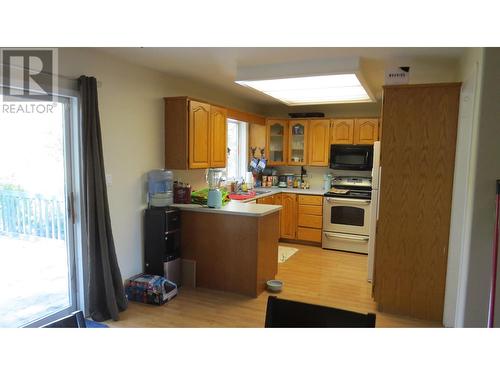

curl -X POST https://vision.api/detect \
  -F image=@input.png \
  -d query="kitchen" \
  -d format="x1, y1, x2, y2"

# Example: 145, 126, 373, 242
132, 52, 461, 326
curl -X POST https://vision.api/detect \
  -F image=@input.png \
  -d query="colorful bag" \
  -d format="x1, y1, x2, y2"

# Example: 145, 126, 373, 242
125, 274, 177, 305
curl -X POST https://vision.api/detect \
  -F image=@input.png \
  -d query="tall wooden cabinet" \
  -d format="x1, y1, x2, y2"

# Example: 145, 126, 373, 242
165, 97, 227, 170
373, 83, 461, 322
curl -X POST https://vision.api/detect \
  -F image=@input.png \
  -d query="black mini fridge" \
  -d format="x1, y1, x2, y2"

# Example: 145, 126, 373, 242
144, 207, 181, 286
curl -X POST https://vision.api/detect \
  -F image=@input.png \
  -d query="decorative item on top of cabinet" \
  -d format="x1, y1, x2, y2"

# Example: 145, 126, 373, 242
164, 97, 227, 170
353, 118, 379, 145
266, 119, 288, 166
288, 120, 308, 165
280, 193, 297, 239
330, 119, 354, 144
308, 119, 330, 166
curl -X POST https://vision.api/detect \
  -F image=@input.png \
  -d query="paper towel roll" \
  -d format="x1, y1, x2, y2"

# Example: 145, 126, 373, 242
246, 171, 254, 188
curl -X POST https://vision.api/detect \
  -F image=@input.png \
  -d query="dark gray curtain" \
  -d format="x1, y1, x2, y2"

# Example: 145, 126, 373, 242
79, 75, 128, 321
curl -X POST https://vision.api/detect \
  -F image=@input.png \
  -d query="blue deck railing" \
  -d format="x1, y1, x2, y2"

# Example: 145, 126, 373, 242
0, 189, 66, 240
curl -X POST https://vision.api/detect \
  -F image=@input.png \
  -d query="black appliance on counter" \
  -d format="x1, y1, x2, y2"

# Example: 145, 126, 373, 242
144, 207, 181, 286
329, 144, 373, 171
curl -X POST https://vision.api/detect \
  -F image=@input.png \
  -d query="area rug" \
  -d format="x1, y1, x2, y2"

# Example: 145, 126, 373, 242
278, 246, 299, 263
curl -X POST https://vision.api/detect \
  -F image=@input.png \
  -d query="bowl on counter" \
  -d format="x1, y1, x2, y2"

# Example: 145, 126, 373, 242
266, 279, 283, 293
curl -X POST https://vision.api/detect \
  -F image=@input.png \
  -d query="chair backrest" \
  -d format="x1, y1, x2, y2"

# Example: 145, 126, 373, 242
41, 311, 87, 328
265, 296, 376, 328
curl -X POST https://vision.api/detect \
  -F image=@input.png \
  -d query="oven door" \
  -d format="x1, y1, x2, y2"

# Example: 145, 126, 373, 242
323, 197, 371, 236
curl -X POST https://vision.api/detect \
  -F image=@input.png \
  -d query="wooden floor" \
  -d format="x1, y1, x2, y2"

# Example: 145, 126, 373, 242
107, 243, 442, 328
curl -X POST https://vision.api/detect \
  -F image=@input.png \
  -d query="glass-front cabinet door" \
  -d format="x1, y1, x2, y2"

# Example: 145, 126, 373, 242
288, 120, 308, 165
266, 120, 288, 165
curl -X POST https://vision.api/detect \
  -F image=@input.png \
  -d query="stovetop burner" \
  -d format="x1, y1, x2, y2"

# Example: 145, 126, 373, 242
324, 176, 372, 199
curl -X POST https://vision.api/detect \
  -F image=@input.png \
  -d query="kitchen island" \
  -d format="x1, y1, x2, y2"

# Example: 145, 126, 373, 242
171, 201, 281, 297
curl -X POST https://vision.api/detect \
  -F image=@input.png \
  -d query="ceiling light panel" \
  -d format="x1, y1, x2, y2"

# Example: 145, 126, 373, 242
236, 73, 372, 105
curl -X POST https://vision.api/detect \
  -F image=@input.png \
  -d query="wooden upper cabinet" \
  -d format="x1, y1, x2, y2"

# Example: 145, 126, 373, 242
210, 105, 227, 168
288, 120, 308, 165
266, 119, 288, 166
331, 119, 354, 144
280, 193, 297, 239
248, 122, 267, 160
308, 119, 330, 166
354, 118, 379, 144
165, 97, 229, 170
189, 100, 211, 169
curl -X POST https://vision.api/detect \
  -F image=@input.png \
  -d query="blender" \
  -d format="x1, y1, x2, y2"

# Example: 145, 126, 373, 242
206, 168, 225, 208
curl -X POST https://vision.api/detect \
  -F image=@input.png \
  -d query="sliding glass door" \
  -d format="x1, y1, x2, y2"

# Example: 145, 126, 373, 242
0, 93, 81, 327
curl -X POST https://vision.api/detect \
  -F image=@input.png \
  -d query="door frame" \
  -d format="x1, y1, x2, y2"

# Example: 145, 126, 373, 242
20, 91, 87, 327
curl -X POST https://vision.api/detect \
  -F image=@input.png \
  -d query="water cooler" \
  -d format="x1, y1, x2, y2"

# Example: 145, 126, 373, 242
144, 169, 181, 286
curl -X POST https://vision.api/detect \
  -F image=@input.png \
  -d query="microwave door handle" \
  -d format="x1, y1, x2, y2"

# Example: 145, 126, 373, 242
324, 233, 369, 242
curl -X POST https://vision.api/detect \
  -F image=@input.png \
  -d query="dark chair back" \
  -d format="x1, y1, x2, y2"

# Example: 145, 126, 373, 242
265, 296, 376, 328
41, 311, 87, 328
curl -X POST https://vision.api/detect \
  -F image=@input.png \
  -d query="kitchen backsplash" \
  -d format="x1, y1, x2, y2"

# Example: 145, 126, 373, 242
273, 166, 371, 190
170, 165, 372, 192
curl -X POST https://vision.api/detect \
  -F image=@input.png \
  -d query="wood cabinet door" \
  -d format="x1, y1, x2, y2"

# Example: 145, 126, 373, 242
280, 193, 297, 239
288, 120, 308, 165
374, 83, 461, 322
354, 118, 379, 144
189, 100, 211, 169
331, 119, 354, 144
248, 123, 267, 160
257, 195, 274, 205
210, 105, 227, 167
266, 120, 288, 166
274, 193, 282, 235
308, 119, 330, 166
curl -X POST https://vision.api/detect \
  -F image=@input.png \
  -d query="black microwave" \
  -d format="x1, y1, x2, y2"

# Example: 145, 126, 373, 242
329, 145, 373, 171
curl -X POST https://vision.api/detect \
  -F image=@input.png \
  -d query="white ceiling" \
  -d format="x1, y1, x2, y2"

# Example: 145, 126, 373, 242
100, 47, 466, 107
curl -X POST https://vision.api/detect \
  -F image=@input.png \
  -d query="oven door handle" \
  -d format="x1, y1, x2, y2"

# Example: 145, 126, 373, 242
325, 197, 371, 205
324, 232, 369, 242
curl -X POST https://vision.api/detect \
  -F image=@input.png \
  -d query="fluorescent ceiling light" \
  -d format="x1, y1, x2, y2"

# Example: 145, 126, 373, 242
236, 73, 373, 106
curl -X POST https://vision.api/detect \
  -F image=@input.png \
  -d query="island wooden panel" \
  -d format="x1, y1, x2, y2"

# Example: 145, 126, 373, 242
180, 211, 279, 297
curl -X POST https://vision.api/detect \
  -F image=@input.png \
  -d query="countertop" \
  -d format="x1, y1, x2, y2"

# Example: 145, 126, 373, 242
238, 187, 326, 202
171, 187, 326, 216
170, 200, 282, 217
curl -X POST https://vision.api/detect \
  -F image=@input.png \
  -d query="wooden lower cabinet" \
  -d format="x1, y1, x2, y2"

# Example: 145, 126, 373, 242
255, 192, 323, 244
297, 227, 322, 243
280, 193, 297, 239
296, 194, 323, 244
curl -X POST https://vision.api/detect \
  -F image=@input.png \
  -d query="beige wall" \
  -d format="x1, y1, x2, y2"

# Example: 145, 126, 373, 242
57, 48, 264, 280
443, 48, 484, 327
462, 48, 500, 327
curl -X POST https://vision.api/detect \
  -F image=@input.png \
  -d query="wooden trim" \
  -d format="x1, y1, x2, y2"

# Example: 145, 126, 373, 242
227, 107, 265, 125
382, 82, 462, 89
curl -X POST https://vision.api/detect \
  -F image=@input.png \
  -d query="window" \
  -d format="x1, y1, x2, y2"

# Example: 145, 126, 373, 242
226, 119, 248, 181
